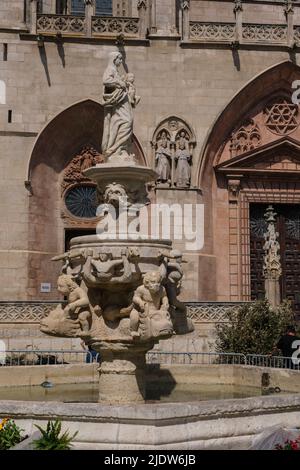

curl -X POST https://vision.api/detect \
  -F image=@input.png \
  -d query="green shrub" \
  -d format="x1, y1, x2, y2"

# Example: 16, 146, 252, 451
215, 299, 294, 355
0, 418, 24, 450
33, 419, 78, 450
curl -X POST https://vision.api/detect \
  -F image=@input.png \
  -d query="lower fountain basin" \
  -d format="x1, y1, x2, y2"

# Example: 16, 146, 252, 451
2, 363, 300, 450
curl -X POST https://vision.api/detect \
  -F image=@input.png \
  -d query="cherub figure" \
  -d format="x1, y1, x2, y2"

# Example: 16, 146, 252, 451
57, 274, 91, 335
125, 72, 141, 108
130, 271, 173, 339
84, 248, 132, 285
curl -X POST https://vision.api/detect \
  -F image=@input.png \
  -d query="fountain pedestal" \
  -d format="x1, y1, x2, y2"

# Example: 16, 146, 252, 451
96, 343, 154, 404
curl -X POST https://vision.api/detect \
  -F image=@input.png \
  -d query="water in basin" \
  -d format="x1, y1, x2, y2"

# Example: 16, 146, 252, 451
0, 382, 272, 403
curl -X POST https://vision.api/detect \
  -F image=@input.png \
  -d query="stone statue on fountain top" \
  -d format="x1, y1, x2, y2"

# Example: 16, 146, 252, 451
101, 51, 139, 164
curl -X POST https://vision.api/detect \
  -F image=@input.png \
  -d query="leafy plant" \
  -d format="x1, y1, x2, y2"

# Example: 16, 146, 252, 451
0, 418, 24, 450
33, 419, 78, 450
215, 299, 294, 355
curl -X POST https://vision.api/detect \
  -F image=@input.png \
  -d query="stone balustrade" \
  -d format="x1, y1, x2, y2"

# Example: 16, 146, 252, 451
0, 301, 248, 324
36, 14, 140, 38
188, 21, 291, 44
91, 16, 140, 37
37, 14, 86, 35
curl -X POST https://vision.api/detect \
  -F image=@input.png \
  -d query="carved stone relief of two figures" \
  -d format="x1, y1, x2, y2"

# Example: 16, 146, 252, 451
152, 118, 195, 188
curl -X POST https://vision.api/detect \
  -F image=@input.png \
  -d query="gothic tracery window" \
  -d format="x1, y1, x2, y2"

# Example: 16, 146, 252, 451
264, 99, 299, 135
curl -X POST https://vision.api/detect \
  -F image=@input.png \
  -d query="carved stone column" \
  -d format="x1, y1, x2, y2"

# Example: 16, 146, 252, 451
149, 0, 157, 34
137, 0, 148, 39
284, 0, 294, 47
30, 0, 38, 34
263, 205, 282, 308
181, 0, 190, 41
84, 0, 94, 37
234, 0, 243, 43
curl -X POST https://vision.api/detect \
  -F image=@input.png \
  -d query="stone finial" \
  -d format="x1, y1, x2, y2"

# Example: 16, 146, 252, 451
284, 0, 294, 15
234, 0, 243, 13
181, 0, 190, 10
137, 0, 147, 9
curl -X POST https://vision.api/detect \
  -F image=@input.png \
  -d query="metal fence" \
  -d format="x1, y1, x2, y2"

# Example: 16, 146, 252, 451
0, 350, 299, 371
0, 350, 100, 366
146, 352, 246, 365
146, 352, 300, 370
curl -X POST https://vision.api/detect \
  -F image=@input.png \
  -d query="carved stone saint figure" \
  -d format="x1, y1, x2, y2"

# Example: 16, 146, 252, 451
155, 131, 171, 183
130, 271, 173, 340
101, 51, 136, 161
175, 132, 191, 187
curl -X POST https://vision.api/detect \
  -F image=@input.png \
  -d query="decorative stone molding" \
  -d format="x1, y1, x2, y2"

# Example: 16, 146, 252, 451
230, 120, 261, 158
185, 302, 248, 323
186, 21, 300, 45
61, 146, 103, 224
37, 14, 86, 35
264, 99, 299, 135
36, 14, 141, 38
0, 302, 62, 323
242, 23, 287, 42
189, 22, 235, 41
152, 117, 196, 188
227, 178, 241, 201
0, 301, 247, 324
61, 146, 104, 194
91, 16, 139, 37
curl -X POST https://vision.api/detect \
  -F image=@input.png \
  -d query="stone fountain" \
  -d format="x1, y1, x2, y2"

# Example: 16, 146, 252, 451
40, 51, 193, 404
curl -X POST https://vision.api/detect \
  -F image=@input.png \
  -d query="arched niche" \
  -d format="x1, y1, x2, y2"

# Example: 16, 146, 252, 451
151, 116, 196, 188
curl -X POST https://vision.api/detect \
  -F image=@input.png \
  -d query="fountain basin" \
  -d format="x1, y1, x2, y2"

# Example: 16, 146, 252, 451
2, 364, 300, 450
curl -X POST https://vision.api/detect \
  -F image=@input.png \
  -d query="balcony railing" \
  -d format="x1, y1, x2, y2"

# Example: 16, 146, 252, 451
188, 21, 290, 45
37, 14, 86, 36
36, 14, 140, 38
91, 16, 139, 37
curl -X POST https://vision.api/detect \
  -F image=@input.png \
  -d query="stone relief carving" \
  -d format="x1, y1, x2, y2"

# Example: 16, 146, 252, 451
264, 99, 299, 135
155, 130, 172, 184
92, 17, 139, 36
242, 24, 287, 42
37, 15, 86, 35
263, 206, 282, 281
230, 120, 261, 158
152, 117, 196, 188
61, 145, 104, 193
130, 271, 173, 341
189, 22, 235, 41
263, 205, 282, 308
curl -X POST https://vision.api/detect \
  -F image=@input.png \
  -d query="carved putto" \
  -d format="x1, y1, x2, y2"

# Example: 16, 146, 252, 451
152, 117, 196, 188
130, 271, 173, 341
40, 274, 91, 338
